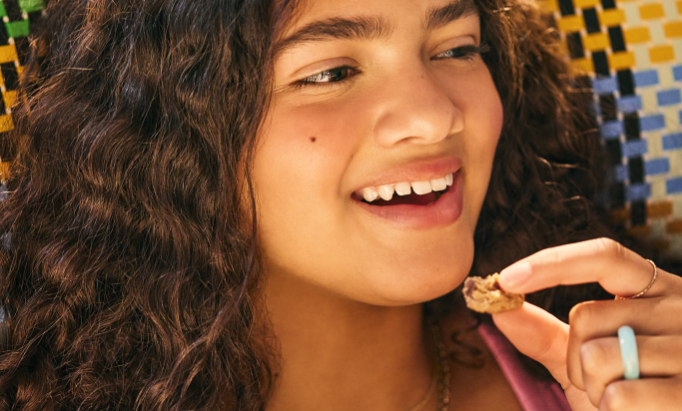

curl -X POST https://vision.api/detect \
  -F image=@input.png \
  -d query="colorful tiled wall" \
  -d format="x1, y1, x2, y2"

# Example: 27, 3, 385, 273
0, 0, 42, 182
540, 0, 682, 257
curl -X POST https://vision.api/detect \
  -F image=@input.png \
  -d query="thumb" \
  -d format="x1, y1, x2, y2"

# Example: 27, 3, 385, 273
493, 302, 597, 411
492, 302, 570, 386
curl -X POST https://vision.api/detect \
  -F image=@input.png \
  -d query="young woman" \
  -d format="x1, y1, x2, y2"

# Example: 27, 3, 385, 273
0, 0, 680, 410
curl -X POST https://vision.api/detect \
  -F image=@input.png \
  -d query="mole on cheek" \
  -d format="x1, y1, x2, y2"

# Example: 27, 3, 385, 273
310, 137, 317, 143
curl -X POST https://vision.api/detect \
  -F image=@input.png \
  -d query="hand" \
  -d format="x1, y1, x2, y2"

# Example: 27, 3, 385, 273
491, 238, 682, 411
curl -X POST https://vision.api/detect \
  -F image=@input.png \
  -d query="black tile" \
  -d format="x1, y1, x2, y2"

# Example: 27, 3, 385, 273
605, 139, 622, 165
608, 26, 626, 53
559, 0, 576, 16
628, 157, 644, 183
583, 9, 601, 34
617, 69, 635, 95
592, 51, 610, 76
624, 113, 641, 140
0, 63, 18, 90
566, 32, 584, 59
631, 201, 647, 226
28, 11, 43, 27
600, 94, 617, 121
0, 25, 8, 46
0, 93, 6, 114
3, 0, 23, 22
601, 0, 616, 9
610, 183, 626, 207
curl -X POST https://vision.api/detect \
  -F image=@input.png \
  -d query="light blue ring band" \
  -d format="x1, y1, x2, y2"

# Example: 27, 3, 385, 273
618, 325, 639, 380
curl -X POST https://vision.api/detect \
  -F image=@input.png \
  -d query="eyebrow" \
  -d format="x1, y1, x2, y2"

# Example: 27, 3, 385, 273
274, 0, 479, 56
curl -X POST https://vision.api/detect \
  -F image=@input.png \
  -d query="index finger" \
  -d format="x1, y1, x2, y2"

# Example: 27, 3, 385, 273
498, 238, 670, 298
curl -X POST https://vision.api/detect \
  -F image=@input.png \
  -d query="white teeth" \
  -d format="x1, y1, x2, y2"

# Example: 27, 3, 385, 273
359, 172, 455, 202
430, 177, 447, 191
377, 184, 395, 201
363, 187, 379, 202
445, 173, 454, 186
395, 182, 411, 196
411, 181, 432, 195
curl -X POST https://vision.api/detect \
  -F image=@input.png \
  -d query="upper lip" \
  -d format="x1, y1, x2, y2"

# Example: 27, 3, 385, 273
351, 156, 462, 193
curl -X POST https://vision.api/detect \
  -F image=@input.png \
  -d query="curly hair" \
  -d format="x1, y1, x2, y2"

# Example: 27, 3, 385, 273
0, 0, 611, 409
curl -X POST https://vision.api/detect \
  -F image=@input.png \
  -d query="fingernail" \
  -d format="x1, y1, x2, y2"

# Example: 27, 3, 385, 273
500, 261, 532, 290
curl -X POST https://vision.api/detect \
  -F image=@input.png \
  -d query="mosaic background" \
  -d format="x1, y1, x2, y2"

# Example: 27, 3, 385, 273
538, 0, 682, 257
0, 0, 681, 256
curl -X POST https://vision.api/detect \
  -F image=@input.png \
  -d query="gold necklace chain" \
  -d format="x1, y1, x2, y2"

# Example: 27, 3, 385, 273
408, 320, 451, 411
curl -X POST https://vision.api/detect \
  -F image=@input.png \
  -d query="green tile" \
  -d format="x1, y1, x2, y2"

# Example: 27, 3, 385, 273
5, 20, 29, 37
18, 0, 43, 13
0, 2, 7, 19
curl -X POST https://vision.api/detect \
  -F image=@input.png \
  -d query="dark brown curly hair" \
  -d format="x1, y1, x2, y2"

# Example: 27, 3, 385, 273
0, 0, 613, 409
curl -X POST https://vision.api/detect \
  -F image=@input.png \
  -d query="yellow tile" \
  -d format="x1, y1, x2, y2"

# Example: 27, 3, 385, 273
3, 90, 16, 110
609, 51, 636, 69
0, 45, 17, 64
649, 44, 676, 62
625, 27, 652, 43
649, 201, 673, 218
600, 9, 626, 26
678, 1, 682, 14
575, 0, 600, 8
640, 3, 665, 19
571, 58, 594, 74
537, 0, 559, 13
0, 115, 13, 133
583, 33, 610, 51
0, 162, 11, 181
558, 15, 585, 32
665, 21, 682, 38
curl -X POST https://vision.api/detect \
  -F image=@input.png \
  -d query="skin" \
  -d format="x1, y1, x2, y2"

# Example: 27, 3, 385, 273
495, 238, 682, 410
251, 0, 682, 409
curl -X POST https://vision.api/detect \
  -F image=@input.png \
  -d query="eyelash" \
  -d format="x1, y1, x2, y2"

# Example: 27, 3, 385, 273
294, 44, 488, 89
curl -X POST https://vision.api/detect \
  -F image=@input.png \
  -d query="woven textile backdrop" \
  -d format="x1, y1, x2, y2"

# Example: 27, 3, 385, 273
0, 0, 681, 256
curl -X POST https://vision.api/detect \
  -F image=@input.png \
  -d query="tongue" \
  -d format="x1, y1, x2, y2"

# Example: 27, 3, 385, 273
372, 192, 437, 206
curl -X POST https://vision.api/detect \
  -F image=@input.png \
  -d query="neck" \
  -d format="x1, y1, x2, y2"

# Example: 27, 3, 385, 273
261, 270, 435, 411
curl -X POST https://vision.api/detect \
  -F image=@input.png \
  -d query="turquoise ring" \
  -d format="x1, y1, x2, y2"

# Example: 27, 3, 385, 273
618, 325, 639, 380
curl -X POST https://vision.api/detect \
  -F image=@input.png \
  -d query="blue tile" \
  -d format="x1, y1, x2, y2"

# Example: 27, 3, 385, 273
657, 89, 682, 106
594, 100, 602, 117
662, 132, 682, 150
617, 95, 642, 112
640, 114, 666, 131
615, 165, 628, 182
627, 183, 651, 201
645, 158, 669, 175
667, 177, 682, 194
601, 120, 623, 139
633, 70, 659, 88
674, 65, 682, 82
593, 77, 618, 94
622, 140, 648, 157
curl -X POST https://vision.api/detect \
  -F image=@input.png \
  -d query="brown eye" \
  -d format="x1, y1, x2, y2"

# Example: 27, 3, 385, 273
300, 66, 353, 85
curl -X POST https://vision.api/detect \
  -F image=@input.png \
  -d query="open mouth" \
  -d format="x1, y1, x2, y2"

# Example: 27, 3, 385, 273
351, 171, 455, 207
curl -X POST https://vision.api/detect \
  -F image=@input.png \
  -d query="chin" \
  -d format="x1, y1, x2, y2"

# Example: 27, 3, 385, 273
359, 247, 474, 307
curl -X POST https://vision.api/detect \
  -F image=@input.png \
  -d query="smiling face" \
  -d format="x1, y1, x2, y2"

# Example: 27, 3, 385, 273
252, 0, 503, 306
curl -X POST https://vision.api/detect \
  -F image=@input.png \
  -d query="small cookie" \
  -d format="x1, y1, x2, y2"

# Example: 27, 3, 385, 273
462, 273, 524, 314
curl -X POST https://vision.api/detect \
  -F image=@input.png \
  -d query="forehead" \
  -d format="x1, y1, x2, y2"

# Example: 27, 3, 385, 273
276, 0, 479, 54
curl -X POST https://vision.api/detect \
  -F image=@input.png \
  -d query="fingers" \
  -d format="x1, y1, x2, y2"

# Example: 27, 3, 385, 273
498, 238, 676, 299
599, 378, 682, 411
580, 335, 682, 407
567, 296, 682, 389
492, 302, 570, 387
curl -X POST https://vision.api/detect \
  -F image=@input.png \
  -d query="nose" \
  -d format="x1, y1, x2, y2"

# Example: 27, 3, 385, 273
371, 64, 464, 147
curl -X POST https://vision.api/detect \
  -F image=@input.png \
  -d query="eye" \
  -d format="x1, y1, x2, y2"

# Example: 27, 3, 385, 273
295, 66, 358, 88
433, 44, 488, 61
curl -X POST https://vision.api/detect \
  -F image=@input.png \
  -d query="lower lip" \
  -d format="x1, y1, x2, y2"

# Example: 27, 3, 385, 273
353, 171, 464, 229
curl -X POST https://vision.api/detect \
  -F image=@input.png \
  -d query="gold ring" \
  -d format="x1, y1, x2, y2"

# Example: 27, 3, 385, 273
628, 259, 657, 299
